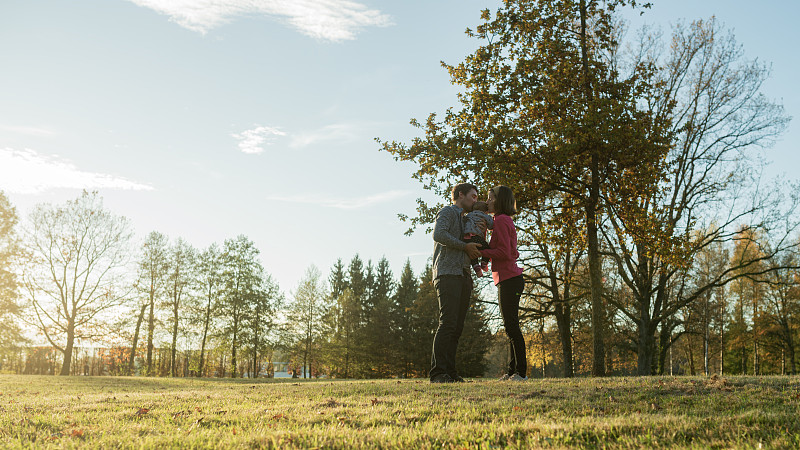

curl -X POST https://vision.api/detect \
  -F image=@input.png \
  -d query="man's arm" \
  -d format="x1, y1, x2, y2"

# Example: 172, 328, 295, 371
432, 207, 466, 250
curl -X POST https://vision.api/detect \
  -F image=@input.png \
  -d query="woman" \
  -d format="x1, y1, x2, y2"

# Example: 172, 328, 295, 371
480, 185, 527, 381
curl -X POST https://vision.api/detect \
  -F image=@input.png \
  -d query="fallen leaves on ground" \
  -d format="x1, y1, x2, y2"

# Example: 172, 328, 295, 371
70, 429, 86, 439
705, 374, 733, 391
319, 399, 340, 408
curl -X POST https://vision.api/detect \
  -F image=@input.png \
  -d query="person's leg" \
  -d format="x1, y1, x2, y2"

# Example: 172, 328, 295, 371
474, 236, 490, 272
498, 275, 527, 377
474, 235, 490, 250
449, 275, 473, 380
430, 276, 463, 381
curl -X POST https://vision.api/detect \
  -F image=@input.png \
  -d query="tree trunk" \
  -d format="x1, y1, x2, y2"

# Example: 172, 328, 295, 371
753, 340, 759, 375
231, 317, 238, 378
554, 303, 573, 378
703, 294, 710, 376
252, 318, 260, 378
198, 295, 213, 377
657, 320, 671, 375
579, 0, 605, 379
60, 322, 75, 376
171, 300, 179, 377
587, 178, 605, 377
128, 303, 148, 375
304, 346, 309, 379
637, 316, 655, 376
539, 317, 546, 378
740, 339, 747, 375
146, 295, 155, 376
719, 291, 725, 375
703, 325, 710, 375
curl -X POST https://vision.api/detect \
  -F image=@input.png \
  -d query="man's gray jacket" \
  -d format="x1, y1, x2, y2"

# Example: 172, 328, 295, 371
432, 204, 471, 280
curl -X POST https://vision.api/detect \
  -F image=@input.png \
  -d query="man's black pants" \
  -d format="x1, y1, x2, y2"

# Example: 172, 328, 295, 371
430, 274, 472, 380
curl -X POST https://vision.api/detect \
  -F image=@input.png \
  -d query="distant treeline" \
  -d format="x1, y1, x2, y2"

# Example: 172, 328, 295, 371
0, 195, 492, 379
1, 189, 798, 379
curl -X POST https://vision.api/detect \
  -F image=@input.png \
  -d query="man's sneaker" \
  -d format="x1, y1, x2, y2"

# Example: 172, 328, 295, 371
453, 375, 466, 383
430, 374, 454, 383
509, 373, 528, 382
498, 373, 512, 381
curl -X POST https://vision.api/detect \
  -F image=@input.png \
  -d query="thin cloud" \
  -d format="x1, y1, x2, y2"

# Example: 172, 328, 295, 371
232, 125, 286, 154
128, 0, 392, 42
266, 190, 409, 210
290, 123, 360, 148
0, 125, 54, 136
0, 148, 153, 194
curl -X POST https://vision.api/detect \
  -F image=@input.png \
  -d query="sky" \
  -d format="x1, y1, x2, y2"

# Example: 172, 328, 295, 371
1, 0, 798, 295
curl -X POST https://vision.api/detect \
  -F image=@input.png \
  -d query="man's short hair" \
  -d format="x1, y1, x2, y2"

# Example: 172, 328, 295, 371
452, 183, 478, 201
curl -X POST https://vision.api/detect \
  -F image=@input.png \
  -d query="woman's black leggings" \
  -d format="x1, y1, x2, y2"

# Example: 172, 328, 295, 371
498, 275, 526, 377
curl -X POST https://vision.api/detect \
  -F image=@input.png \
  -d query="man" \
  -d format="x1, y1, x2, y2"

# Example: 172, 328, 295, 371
430, 183, 483, 383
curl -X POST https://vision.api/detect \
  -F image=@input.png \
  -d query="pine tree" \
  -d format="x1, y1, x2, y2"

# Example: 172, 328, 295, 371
409, 264, 438, 376
455, 285, 493, 377
364, 257, 394, 377
392, 260, 418, 377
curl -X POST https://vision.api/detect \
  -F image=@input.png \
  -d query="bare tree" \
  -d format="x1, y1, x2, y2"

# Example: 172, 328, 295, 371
126, 298, 148, 376
195, 243, 223, 377
22, 191, 133, 375
761, 249, 799, 374
136, 231, 169, 376
221, 235, 262, 378
287, 266, 329, 378
164, 238, 195, 377
245, 271, 281, 378
516, 197, 588, 378
602, 18, 795, 375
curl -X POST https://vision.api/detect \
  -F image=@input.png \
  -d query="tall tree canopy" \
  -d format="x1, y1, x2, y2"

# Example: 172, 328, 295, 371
380, 0, 670, 376
22, 191, 133, 375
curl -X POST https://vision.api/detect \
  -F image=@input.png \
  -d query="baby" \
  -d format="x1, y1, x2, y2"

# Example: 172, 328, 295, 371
463, 201, 493, 277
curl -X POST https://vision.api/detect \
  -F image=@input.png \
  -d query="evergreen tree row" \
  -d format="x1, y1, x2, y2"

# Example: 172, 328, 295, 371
283, 256, 492, 379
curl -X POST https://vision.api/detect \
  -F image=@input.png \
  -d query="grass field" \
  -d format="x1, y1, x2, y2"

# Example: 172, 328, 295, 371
1, 374, 799, 449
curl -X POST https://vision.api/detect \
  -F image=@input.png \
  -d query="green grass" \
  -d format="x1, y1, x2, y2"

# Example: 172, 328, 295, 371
1, 374, 799, 448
